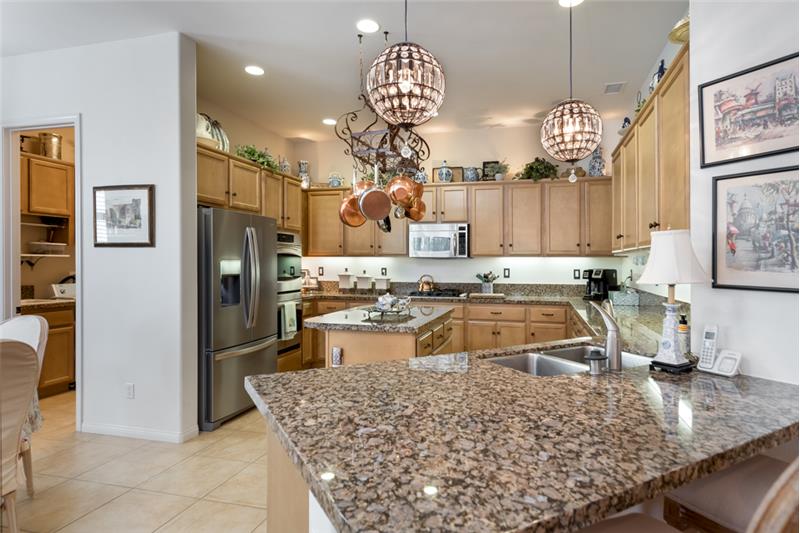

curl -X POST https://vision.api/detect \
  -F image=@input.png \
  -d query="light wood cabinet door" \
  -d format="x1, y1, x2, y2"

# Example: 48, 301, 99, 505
498, 322, 526, 348
467, 320, 497, 350
658, 51, 690, 231
344, 222, 374, 256
307, 191, 344, 256
302, 327, 315, 367
543, 181, 581, 256
505, 183, 542, 255
636, 103, 658, 247
439, 186, 468, 221
583, 179, 613, 255
39, 325, 75, 393
621, 131, 638, 249
470, 185, 504, 256
420, 189, 437, 223
229, 160, 261, 212
611, 151, 624, 252
451, 320, 465, 352
28, 158, 72, 216
283, 178, 303, 232
197, 147, 229, 207
20, 157, 30, 214
376, 216, 407, 255
529, 323, 567, 343
262, 171, 283, 223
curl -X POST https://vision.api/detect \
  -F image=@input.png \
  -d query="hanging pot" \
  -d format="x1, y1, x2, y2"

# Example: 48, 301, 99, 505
385, 175, 417, 208
339, 194, 367, 227
358, 187, 392, 221
405, 197, 427, 222
352, 179, 374, 196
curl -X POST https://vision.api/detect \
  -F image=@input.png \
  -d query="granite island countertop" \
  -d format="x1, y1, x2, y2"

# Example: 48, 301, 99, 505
246, 350, 798, 532
304, 304, 454, 335
19, 298, 76, 313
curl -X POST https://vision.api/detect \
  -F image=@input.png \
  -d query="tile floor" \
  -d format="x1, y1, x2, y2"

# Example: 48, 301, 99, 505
3, 392, 268, 533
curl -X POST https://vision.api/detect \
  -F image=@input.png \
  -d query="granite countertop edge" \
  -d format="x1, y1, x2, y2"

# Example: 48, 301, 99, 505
18, 299, 76, 312
304, 305, 454, 335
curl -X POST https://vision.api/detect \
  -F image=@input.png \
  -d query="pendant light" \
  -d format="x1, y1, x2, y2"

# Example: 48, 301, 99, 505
540, 3, 602, 183
365, 0, 446, 127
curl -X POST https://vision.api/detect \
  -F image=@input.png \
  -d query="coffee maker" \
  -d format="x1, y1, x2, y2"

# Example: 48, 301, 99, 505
582, 269, 619, 301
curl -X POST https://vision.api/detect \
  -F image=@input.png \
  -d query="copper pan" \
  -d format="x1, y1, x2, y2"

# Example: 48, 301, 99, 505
411, 179, 424, 200
339, 194, 366, 227
352, 179, 374, 196
385, 175, 416, 209
359, 187, 392, 220
405, 198, 426, 222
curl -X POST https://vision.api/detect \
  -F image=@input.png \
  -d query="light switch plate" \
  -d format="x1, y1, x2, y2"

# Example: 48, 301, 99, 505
318, 267, 324, 276
503, 268, 510, 278
381, 267, 387, 276
573, 269, 581, 279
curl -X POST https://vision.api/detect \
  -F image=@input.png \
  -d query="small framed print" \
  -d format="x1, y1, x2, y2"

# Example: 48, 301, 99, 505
712, 166, 798, 292
93, 185, 155, 247
699, 53, 799, 167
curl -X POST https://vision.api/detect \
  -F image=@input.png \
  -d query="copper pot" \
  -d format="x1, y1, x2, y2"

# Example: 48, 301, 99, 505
339, 194, 366, 227
411, 179, 424, 200
352, 179, 374, 196
358, 187, 392, 220
385, 175, 417, 208
405, 197, 426, 221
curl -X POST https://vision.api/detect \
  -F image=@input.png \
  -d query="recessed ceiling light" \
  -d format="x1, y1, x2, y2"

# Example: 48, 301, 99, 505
558, 0, 584, 7
244, 65, 264, 76
322, 118, 337, 126
356, 19, 380, 33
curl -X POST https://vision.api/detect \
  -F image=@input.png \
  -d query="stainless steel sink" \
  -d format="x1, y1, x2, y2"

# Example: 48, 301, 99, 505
540, 346, 652, 369
488, 353, 589, 376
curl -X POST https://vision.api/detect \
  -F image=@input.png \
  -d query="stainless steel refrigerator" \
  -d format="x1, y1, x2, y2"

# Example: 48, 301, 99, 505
198, 207, 278, 431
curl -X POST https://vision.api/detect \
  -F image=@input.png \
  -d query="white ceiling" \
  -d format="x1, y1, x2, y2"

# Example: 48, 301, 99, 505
1, 1, 688, 141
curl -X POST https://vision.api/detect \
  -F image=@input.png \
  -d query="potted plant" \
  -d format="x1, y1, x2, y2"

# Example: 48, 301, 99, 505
476, 271, 500, 294
516, 157, 559, 182
485, 160, 510, 181
235, 145, 280, 172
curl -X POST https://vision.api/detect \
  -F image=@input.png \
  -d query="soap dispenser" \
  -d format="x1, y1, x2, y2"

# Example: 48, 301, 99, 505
677, 314, 690, 357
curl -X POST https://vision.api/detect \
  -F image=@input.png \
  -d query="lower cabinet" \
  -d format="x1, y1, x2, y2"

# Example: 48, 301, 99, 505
528, 323, 568, 343
450, 320, 465, 352
466, 320, 526, 350
21, 307, 75, 398
277, 347, 303, 372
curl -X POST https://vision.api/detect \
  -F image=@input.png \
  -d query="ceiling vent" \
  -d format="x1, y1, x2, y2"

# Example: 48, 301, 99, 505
604, 82, 627, 95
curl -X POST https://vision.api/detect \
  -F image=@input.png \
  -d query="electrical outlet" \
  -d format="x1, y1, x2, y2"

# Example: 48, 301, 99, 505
318, 266, 324, 276
381, 267, 387, 276
573, 269, 581, 279
125, 383, 135, 399
503, 268, 510, 278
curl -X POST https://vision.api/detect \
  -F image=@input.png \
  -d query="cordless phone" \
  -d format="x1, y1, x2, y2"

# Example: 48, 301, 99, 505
697, 324, 742, 377
698, 325, 718, 369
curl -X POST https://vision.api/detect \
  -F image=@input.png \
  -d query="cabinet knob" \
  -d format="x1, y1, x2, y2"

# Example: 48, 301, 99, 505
232, 192, 237, 197
530, 332, 535, 336
576, 243, 580, 247
587, 243, 591, 247
652, 221, 660, 229
370, 245, 374, 248
440, 211, 444, 215
286, 216, 291, 220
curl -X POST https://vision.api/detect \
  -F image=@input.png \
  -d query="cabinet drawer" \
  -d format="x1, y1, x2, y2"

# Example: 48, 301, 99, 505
37, 309, 74, 328
449, 305, 464, 319
302, 301, 315, 316
316, 301, 346, 314
529, 306, 566, 324
432, 323, 446, 349
469, 305, 526, 322
417, 331, 434, 357
277, 348, 303, 372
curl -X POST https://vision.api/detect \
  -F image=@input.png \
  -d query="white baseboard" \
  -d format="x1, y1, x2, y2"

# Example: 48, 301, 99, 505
81, 421, 199, 443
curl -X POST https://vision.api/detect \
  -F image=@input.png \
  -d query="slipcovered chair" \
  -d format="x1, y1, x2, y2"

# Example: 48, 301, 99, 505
1, 331, 41, 533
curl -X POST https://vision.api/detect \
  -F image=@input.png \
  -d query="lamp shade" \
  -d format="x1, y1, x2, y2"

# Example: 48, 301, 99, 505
638, 230, 707, 285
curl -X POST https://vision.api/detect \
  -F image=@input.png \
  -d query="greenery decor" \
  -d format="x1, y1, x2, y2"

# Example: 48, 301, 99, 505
476, 271, 500, 283
517, 157, 559, 181
485, 160, 510, 176
235, 145, 280, 172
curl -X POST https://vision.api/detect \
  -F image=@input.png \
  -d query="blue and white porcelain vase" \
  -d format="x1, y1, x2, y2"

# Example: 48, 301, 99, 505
328, 173, 343, 188
588, 147, 606, 177
437, 161, 453, 183
414, 168, 428, 184
464, 167, 481, 182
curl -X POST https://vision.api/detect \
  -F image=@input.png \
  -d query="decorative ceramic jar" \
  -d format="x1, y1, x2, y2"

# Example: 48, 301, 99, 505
279, 157, 291, 173
437, 161, 453, 183
298, 160, 310, 176
588, 147, 606, 177
328, 173, 343, 188
481, 282, 494, 294
464, 167, 481, 182
414, 168, 428, 184
494, 173, 504, 181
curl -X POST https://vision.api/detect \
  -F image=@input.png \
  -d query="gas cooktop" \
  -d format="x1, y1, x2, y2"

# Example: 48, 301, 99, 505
407, 289, 463, 298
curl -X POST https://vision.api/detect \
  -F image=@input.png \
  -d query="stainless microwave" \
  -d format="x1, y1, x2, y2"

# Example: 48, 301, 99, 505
408, 223, 469, 258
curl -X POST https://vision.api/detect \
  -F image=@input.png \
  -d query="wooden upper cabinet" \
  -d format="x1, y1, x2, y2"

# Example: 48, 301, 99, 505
506, 183, 542, 256
658, 49, 690, 231
543, 181, 581, 256
636, 102, 658, 247
611, 151, 623, 252
582, 179, 613, 256
197, 147, 229, 207
20, 157, 30, 214
439, 186, 468, 221
228, 160, 261, 212
343, 222, 374, 256
376, 216, 407, 255
419, 189, 437, 223
306, 190, 343, 256
621, 130, 638, 250
470, 185, 504, 256
261, 171, 283, 223
27, 157, 72, 216
283, 178, 302, 232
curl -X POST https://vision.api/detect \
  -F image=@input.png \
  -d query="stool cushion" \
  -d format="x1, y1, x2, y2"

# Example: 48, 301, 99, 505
669, 454, 789, 532
580, 513, 678, 533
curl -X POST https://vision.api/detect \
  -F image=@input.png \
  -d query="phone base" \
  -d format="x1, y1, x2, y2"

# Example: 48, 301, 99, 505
650, 360, 694, 374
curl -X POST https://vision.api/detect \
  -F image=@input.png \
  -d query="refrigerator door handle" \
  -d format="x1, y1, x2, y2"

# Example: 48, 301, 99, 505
249, 225, 261, 329
244, 227, 258, 329
213, 336, 278, 362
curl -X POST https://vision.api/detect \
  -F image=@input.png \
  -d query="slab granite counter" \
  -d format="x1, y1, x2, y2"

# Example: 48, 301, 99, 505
18, 298, 76, 313
304, 304, 454, 335
246, 350, 798, 532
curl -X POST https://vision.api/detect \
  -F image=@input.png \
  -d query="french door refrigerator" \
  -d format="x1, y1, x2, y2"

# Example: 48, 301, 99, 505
198, 207, 278, 431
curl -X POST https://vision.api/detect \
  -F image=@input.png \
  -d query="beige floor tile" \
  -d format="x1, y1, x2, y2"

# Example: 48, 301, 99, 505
30, 437, 74, 462
86, 434, 150, 449
56, 489, 195, 533
15, 479, 128, 533
204, 463, 267, 508
250, 519, 266, 533
252, 453, 266, 465
144, 430, 227, 456
156, 500, 265, 533
115, 444, 196, 469
15, 474, 69, 503
196, 431, 267, 462
35, 441, 130, 478
222, 409, 266, 433
139, 455, 248, 498
77, 457, 172, 488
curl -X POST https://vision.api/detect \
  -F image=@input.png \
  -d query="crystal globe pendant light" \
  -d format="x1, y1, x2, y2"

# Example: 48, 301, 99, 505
540, 3, 602, 183
365, 0, 446, 127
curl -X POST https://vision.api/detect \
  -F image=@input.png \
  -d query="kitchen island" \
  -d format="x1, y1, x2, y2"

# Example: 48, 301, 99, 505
304, 304, 455, 367
246, 344, 798, 532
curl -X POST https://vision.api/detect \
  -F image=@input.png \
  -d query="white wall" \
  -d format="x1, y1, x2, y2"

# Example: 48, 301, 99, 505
689, 2, 799, 383
1, 33, 199, 441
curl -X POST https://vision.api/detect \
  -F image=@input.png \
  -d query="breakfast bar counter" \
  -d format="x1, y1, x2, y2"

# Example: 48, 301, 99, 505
246, 349, 798, 532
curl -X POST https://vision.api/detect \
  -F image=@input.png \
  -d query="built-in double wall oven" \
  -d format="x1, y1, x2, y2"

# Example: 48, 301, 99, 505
277, 231, 302, 355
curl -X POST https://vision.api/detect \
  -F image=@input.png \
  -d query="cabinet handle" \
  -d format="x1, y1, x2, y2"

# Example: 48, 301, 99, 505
652, 222, 660, 229
542, 313, 554, 317
490, 311, 502, 315
615, 234, 624, 239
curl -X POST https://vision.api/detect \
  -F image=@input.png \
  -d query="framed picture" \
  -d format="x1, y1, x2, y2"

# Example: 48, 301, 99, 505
93, 185, 155, 247
699, 53, 799, 167
712, 166, 798, 292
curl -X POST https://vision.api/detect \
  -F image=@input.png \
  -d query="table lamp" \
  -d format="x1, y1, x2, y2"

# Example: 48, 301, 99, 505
637, 229, 707, 373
